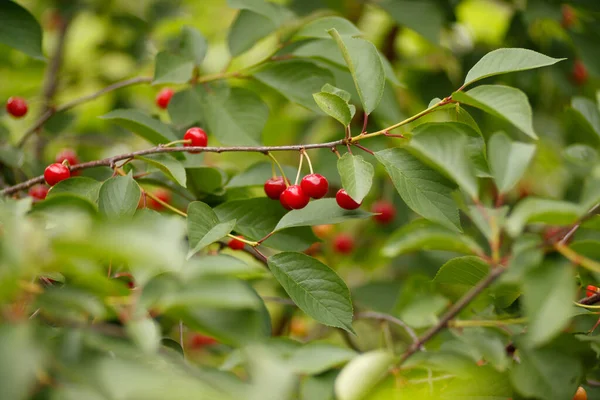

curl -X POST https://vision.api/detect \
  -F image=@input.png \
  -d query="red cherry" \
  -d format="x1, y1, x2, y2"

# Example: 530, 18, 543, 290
147, 188, 172, 211
55, 148, 81, 176
333, 234, 354, 254
586, 285, 598, 297
29, 185, 49, 201
371, 200, 396, 224
264, 177, 286, 200
44, 163, 70, 186
155, 88, 174, 109
228, 236, 246, 250
189, 333, 218, 348
301, 174, 329, 199
336, 189, 361, 210
6, 97, 28, 118
280, 185, 310, 210
183, 127, 208, 154
572, 60, 588, 86
279, 194, 293, 210
561, 4, 576, 29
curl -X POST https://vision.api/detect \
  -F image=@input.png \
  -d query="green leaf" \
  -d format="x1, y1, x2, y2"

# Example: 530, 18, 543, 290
226, 162, 297, 189
31, 193, 98, 215
228, 10, 277, 57
467, 205, 508, 242
290, 343, 357, 374
571, 96, 600, 139
47, 177, 102, 204
434, 256, 490, 301
187, 201, 236, 258
337, 153, 374, 203
160, 278, 261, 310
506, 198, 585, 237
294, 16, 361, 39
375, 148, 461, 231
180, 26, 208, 66
98, 173, 141, 219
456, 328, 510, 372
126, 318, 161, 355
135, 154, 187, 187
197, 85, 268, 145
254, 60, 334, 113
274, 198, 372, 232
167, 88, 203, 127
187, 167, 227, 196
409, 122, 479, 199
328, 28, 385, 114
488, 132, 536, 193
321, 84, 352, 102
267, 252, 354, 332
463, 48, 564, 87
152, 51, 194, 85
0, 2, 43, 59
523, 261, 576, 347
453, 85, 537, 139
382, 220, 483, 257
334, 351, 394, 400
313, 92, 353, 126
301, 370, 337, 400
510, 341, 582, 400
378, 0, 443, 44
100, 109, 180, 150
183, 255, 267, 280
227, 0, 291, 24
0, 324, 43, 400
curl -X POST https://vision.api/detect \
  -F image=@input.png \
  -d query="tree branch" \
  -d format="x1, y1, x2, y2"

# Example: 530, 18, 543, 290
397, 266, 505, 366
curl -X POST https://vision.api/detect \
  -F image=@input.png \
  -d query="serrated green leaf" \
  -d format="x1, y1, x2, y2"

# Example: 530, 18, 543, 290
409, 122, 479, 199
98, 174, 141, 219
228, 10, 277, 57
135, 154, 187, 187
313, 92, 353, 126
453, 85, 537, 139
268, 252, 354, 332
294, 16, 361, 39
47, 177, 102, 204
334, 351, 394, 400
337, 153, 374, 203
274, 198, 372, 232
488, 132, 536, 193
153, 51, 194, 85
180, 26, 208, 65
506, 198, 585, 237
290, 343, 356, 374
523, 261, 576, 347
254, 60, 334, 113
375, 148, 461, 231
434, 256, 490, 301
329, 29, 385, 114
382, 219, 483, 257
187, 202, 236, 258
0, 2, 43, 59
463, 48, 564, 86
196, 85, 267, 145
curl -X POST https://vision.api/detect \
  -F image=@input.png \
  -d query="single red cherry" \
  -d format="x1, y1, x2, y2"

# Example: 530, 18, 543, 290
279, 194, 293, 210
280, 185, 310, 210
44, 163, 70, 186
336, 189, 361, 210
228, 236, 246, 250
184, 127, 208, 153
55, 148, 81, 176
6, 96, 28, 118
586, 285, 598, 297
561, 4, 576, 29
264, 177, 286, 200
333, 234, 355, 254
147, 188, 172, 211
189, 333, 218, 349
155, 88, 174, 109
572, 60, 588, 86
301, 174, 329, 199
371, 200, 396, 224
29, 185, 49, 201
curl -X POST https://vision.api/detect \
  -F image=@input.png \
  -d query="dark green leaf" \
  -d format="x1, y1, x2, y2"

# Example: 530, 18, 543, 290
0, 1, 43, 59
98, 173, 141, 219
228, 10, 277, 57
313, 92, 354, 126
488, 132, 536, 193
337, 153, 374, 203
227, 0, 291, 24
274, 198, 372, 231
187, 201, 236, 258
375, 148, 461, 231
226, 162, 297, 188
434, 256, 490, 301
135, 154, 187, 187
187, 167, 227, 196
571, 96, 600, 139
378, 0, 443, 44
167, 88, 203, 127
47, 177, 102, 204
100, 109, 180, 148
180, 26, 208, 65
506, 198, 585, 237
329, 29, 384, 114
153, 51, 194, 85
160, 278, 261, 310
268, 252, 354, 332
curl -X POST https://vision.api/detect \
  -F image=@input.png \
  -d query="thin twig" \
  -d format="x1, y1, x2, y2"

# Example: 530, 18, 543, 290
559, 202, 600, 245
397, 267, 505, 366
355, 311, 418, 344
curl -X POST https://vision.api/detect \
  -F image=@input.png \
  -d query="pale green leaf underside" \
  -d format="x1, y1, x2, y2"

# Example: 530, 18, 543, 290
488, 132, 536, 193
337, 153, 374, 203
313, 92, 353, 126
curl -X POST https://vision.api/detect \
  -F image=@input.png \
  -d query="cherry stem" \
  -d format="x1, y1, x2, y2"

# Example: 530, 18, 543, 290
353, 143, 374, 155
226, 233, 259, 247
302, 149, 314, 174
163, 139, 191, 148
268, 153, 290, 186
361, 112, 369, 134
145, 191, 187, 218
294, 152, 304, 185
